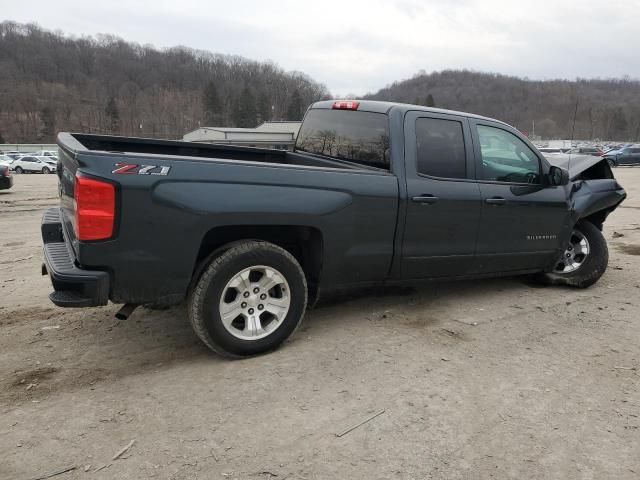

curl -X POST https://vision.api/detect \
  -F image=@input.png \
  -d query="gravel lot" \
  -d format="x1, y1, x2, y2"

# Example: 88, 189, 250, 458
1, 172, 639, 480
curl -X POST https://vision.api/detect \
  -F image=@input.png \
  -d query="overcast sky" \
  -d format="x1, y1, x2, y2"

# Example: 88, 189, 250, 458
4, 0, 639, 95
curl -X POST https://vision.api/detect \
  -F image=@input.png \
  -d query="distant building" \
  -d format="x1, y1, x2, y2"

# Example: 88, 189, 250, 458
183, 121, 301, 150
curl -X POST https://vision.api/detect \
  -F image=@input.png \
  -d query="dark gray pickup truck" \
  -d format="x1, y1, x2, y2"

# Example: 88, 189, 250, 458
42, 100, 626, 357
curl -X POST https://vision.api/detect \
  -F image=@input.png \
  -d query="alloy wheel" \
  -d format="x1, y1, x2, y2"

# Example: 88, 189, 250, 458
218, 265, 290, 340
553, 230, 590, 274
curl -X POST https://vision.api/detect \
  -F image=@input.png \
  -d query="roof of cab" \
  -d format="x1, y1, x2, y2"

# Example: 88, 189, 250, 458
310, 99, 509, 127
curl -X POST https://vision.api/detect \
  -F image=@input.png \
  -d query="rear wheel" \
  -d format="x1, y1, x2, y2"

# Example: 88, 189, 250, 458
14, 166, 23, 174
42, 167, 50, 174
535, 221, 608, 288
607, 158, 616, 168
188, 241, 307, 358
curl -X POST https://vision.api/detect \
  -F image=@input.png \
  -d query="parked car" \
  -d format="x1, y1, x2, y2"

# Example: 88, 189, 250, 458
11, 155, 56, 174
0, 154, 14, 167
0, 164, 13, 190
33, 150, 58, 157
565, 147, 604, 156
538, 148, 565, 155
4, 151, 30, 160
38, 156, 58, 169
41, 100, 626, 357
604, 146, 640, 166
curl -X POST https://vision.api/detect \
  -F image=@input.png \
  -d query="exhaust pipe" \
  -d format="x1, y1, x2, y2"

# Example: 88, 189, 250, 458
115, 303, 138, 320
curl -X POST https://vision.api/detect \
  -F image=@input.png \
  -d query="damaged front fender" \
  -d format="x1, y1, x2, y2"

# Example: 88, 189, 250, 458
568, 179, 626, 228
547, 155, 626, 228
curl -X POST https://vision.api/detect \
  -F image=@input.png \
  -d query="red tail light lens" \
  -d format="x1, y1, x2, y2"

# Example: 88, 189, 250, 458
74, 175, 115, 241
332, 100, 360, 110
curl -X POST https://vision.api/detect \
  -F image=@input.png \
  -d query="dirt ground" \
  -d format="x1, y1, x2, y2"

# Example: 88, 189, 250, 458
1, 171, 639, 480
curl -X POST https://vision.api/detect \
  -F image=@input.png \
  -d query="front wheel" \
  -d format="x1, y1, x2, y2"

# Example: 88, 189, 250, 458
188, 241, 307, 358
42, 167, 50, 174
14, 166, 23, 174
535, 221, 608, 288
607, 158, 616, 168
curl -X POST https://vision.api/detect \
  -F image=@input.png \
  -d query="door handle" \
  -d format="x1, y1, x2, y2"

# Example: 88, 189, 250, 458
412, 194, 439, 204
485, 197, 506, 206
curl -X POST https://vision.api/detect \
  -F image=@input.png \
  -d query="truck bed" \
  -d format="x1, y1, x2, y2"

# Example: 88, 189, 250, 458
66, 133, 364, 171
52, 131, 400, 307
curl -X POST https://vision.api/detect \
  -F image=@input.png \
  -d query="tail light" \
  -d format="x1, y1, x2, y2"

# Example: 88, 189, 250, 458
332, 100, 360, 110
1, 167, 9, 177
74, 175, 115, 241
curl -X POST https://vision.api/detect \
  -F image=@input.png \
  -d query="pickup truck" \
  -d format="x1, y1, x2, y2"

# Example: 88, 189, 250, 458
41, 100, 626, 357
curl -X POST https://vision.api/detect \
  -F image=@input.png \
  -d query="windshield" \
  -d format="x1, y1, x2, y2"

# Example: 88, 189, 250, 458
296, 109, 390, 169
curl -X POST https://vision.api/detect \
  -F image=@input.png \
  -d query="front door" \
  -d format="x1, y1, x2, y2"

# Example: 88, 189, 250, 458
470, 121, 570, 273
401, 112, 482, 278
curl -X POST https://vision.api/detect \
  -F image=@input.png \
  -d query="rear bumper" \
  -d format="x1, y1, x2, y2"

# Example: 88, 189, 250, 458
41, 208, 109, 307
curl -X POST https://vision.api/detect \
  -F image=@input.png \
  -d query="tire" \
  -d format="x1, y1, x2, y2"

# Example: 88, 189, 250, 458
42, 167, 50, 174
188, 241, 307, 358
535, 220, 608, 288
14, 166, 23, 174
607, 158, 616, 168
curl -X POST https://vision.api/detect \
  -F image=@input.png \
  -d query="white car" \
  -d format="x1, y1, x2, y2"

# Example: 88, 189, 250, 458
11, 155, 57, 174
0, 154, 14, 167
3, 151, 28, 160
33, 150, 58, 157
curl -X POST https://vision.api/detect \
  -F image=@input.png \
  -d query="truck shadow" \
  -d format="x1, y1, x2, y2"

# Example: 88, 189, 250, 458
2, 275, 539, 405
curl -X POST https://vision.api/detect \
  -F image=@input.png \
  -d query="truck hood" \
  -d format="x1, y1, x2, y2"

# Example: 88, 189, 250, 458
544, 153, 606, 180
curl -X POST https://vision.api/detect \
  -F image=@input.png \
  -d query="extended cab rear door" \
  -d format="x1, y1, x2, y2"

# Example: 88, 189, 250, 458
400, 111, 482, 278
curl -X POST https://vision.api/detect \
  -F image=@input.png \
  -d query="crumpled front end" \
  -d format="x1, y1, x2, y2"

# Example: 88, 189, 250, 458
569, 177, 626, 228
547, 154, 626, 227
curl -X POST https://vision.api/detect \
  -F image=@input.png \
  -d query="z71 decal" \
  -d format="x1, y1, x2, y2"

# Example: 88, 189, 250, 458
112, 163, 171, 176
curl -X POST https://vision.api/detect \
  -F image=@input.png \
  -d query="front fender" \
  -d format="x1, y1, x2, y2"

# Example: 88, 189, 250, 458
569, 179, 626, 226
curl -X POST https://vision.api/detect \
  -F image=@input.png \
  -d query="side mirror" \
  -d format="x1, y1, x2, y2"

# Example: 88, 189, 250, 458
548, 166, 569, 186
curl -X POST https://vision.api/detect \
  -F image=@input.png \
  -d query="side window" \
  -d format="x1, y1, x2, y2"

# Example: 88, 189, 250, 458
416, 117, 466, 178
476, 125, 541, 183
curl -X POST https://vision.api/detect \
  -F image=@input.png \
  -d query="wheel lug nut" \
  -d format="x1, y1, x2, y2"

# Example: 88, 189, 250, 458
258, 304, 264, 310
260, 293, 267, 300
253, 287, 260, 293
248, 308, 254, 314
243, 291, 250, 298
241, 302, 247, 308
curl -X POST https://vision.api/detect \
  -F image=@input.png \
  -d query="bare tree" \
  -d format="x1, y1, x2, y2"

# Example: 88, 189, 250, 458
365, 70, 640, 141
0, 21, 330, 142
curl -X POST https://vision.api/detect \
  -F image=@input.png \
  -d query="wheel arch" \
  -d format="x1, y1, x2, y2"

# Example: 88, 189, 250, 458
191, 225, 324, 306
580, 208, 611, 230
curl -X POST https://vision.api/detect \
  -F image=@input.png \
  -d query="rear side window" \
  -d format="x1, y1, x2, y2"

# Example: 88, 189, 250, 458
415, 118, 466, 178
296, 109, 390, 169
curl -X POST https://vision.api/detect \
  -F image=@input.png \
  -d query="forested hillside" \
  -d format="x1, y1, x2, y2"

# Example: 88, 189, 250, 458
0, 22, 329, 143
2, 21, 639, 144
365, 70, 640, 141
